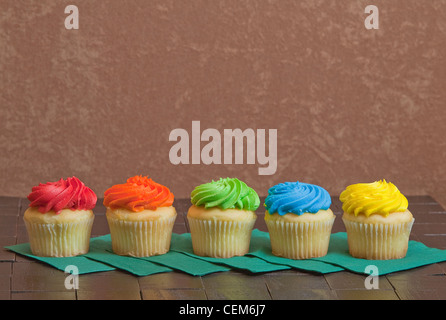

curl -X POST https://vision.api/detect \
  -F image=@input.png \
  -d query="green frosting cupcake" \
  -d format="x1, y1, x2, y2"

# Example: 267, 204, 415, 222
191, 178, 260, 211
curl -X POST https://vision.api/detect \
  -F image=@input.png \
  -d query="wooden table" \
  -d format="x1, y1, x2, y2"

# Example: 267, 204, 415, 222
1, 195, 446, 301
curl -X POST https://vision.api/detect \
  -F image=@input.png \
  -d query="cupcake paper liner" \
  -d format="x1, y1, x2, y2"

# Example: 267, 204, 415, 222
265, 217, 335, 259
187, 217, 256, 258
342, 218, 415, 260
107, 215, 176, 257
24, 216, 94, 257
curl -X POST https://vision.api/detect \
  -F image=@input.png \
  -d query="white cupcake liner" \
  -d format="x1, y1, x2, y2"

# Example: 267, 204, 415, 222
107, 215, 176, 257
187, 217, 256, 258
24, 216, 94, 257
265, 217, 335, 259
342, 218, 415, 260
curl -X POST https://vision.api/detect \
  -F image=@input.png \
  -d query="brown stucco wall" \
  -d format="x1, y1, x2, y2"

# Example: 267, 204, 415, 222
1, 1, 446, 207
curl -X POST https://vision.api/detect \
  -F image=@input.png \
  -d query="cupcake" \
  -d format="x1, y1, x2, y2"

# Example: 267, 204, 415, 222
264, 181, 335, 259
24, 177, 97, 257
103, 175, 177, 257
187, 177, 260, 258
340, 180, 414, 260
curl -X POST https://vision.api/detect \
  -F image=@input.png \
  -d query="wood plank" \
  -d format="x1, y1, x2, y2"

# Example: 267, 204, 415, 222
12, 291, 76, 300
141, 288, 207, 300
325, 271, 393, 290
386, 264, 446, 301
334, 289, 399, 300
0, 195, 445, 301
205, 286, 271, 300
138, 271, 204, 290
265, 272, 331, 300
203, 271, 271, 300
0, 197, 20, 208
77, 290, 141, 300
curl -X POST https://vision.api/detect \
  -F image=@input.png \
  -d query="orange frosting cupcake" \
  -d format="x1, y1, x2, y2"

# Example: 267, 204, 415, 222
103, 175, 174, 211
104, 175, 177, 257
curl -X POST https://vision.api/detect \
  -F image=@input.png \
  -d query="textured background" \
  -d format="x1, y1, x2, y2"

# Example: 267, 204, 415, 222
1, 1, 446, 207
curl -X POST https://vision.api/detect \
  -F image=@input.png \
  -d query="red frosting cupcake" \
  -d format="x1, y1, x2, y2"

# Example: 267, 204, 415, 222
28, 177, 97, 213
24, 177, 97, 257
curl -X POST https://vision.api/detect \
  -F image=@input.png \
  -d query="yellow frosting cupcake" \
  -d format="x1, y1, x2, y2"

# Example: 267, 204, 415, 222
340, 180, 414, 260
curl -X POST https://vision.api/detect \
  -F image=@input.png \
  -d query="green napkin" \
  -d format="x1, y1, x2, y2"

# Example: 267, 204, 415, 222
89, 233, 291, 275
5, 242, 115, 274
93, 234, 231, 276
85, 235, 173, 276
8, 231, 446, 277
139, 250, 231, 276
248, 229, 344, 274
88, 234, 230, 276
314, 232, 446, 275
170, 232, 292, 273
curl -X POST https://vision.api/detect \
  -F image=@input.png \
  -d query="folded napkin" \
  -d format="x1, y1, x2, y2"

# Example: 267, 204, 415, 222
86, 234, 231, 276
248, 230, 446, 275
313, 232, 446, 275
5, 241, 115, 274
7, 230, 446, 277
6, 235, 229, 277
248, 229, 344, 274
170, 232, 292, 273
85, 235, 173, 276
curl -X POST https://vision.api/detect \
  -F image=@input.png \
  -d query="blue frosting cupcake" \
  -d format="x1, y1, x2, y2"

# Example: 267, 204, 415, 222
264, 181, 335, 259
265, 181, 332, 216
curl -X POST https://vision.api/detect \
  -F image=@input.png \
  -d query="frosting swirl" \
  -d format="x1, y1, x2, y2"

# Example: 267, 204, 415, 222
27, 176, 97, 214
264, 181, 331, 215
339, 180, 408, 217
103, 175, 174, 212
191, 177, 260, 211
